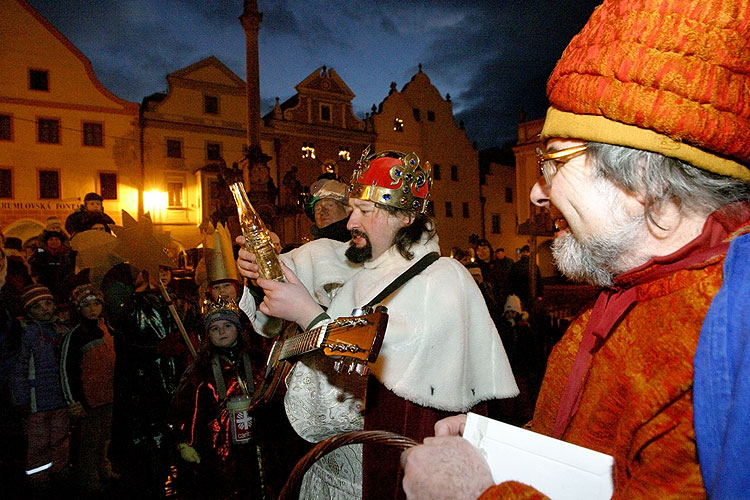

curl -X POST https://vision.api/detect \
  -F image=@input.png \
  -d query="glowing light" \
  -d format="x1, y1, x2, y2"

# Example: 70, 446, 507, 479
393, 118, 404, 131
143, 190, 168, 217
338, 148, 351, 161
301, 143, 316, 159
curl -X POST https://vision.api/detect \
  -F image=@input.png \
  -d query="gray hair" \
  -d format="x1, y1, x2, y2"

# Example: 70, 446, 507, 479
586, 142, 750, 228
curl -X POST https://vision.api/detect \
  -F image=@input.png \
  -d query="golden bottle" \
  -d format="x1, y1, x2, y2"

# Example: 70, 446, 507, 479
229, 181, 285, 282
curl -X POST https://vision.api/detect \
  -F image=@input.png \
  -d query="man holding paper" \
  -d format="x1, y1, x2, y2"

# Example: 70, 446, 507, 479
401, 0, 750, 498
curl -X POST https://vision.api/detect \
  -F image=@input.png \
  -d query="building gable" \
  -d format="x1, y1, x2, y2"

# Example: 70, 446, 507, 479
0, 0, 138, 113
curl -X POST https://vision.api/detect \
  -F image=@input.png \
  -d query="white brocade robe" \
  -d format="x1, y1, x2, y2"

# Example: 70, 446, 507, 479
240, 235, 518, 499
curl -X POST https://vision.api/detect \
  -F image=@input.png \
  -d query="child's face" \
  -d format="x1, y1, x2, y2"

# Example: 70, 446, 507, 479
209, 282, 237, 300
208, 320, 239, 348
80, 300, 103, 320
27, 299, 55, 322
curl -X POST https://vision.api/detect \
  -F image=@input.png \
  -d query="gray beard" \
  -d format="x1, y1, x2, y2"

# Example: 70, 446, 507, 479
552, 213, 646, 287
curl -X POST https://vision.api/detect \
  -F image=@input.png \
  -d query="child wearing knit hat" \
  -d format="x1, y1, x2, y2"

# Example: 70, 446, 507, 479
12, 284, 71, 493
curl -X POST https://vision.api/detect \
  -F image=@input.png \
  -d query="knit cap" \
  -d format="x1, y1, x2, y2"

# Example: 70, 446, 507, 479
543, 0, 750, 179
21, 284, 54, 311
202, 297, 242, 334
71, 284, 103, 308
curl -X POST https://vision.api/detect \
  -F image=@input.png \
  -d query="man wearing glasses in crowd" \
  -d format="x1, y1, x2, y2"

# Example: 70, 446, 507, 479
401, 0, 750, 498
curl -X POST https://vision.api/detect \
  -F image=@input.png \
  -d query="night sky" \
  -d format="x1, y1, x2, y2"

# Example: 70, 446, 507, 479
27, 0, 602, 149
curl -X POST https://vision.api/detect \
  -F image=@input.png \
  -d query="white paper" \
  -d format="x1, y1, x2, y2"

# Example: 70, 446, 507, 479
462, 412, 614, 500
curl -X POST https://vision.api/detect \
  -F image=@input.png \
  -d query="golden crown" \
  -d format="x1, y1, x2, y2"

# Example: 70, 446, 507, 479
201, 295, 241, 321
348, 146, 432, 213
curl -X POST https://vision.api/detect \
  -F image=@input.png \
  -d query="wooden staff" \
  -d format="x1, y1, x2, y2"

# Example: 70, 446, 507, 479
157, 278, 198, 360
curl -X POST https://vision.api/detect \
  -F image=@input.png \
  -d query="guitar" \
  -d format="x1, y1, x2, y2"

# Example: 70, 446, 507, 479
249, 306, 388, 406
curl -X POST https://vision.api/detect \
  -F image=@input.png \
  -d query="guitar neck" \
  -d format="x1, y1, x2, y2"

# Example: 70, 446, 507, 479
278, 324, 328, 360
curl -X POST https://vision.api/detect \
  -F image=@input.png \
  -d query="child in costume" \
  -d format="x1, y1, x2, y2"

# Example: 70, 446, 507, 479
168, 297, 268, 500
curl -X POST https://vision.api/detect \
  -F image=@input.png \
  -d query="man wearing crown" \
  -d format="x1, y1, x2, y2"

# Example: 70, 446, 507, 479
236, 148, 518, 500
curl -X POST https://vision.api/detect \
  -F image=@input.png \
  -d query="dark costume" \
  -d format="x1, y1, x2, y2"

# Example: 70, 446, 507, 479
168, 340, 268, 500
104, 267, 183, 497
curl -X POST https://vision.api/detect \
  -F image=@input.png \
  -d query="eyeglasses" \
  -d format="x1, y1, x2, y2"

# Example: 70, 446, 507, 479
535, 144, 588, 186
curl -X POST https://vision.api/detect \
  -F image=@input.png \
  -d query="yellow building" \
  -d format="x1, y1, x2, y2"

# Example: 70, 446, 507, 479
371, 67, 482, 253
0, 0, 139, 243
140, 56, 277, 248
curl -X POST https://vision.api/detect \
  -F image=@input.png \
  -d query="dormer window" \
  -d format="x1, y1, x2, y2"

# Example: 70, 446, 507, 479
29, 69, 49, 91
204, 95, 219, 114
393, 118, 404, 132
320, 104, 331, 122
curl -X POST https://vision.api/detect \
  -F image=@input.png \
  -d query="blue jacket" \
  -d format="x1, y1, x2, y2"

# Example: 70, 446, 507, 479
694, 232, 750, 498
11, 319, 67, 412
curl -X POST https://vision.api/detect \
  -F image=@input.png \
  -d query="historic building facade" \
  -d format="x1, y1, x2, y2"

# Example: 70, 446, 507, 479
0, 0, 139, 243
370, 68, 482, 252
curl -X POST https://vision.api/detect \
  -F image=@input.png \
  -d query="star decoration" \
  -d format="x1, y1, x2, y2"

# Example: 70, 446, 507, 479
111, 211, 176, 279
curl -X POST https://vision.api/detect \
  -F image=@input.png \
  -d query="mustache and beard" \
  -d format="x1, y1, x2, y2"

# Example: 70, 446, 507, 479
345, 229, 372, 263
552, 187, 648, 288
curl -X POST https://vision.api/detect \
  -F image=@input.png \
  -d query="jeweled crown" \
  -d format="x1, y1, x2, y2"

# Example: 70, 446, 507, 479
348, 146, 432, 213
201, 295, 241, 321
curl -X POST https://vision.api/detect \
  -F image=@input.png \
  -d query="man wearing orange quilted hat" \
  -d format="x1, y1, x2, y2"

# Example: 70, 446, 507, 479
402, 0, 750, 498
236, 147, 519, 499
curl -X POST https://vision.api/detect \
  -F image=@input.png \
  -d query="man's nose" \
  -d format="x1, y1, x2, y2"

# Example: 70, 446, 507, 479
530, 177, 550, 208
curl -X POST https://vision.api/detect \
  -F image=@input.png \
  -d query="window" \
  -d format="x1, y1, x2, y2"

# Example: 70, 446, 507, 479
462, 202, 469, 218
433, 164, 441, 180
450, 165, 458, 181
412, 108, 421, 121
505, 187, 513, 203
427, 110, 435, 121
206, 142, 222, 161
301, 142, 316, 159
0, 169, 12, 198
37, 118, 60, 144
166, 139, 182, 158
0, 115, 11, 141
491, 214, 501, 234
445, 201, 453, 218
320, 104, 331, 122
39, 170, 60, 199
99, 173, 118, 200
29, 69, 49, 91
427, 201, 435, 217
393, 118, 404, 132
83, 122, 103, 147
338, 147, 351, 161
204, 95, 219, 114
168, 182, 184, 207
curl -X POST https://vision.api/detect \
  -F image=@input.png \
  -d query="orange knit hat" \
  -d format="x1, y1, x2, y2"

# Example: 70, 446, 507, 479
542, 0, 750, 180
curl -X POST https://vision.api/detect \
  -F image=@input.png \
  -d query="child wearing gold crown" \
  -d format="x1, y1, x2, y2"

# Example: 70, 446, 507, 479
167, 297, 268, 500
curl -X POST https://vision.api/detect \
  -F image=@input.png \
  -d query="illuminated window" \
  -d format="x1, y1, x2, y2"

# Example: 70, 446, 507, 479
83, 122, 103, 147
204, 95, 219, 114
320, 104, 331, 122
206, 142, 222, 161
0, 115, 11, 141
393, 118, 404, 132
302, 142, 316, 159
166, 139, 182, 158
338, 147, 350, 161
37, 118, 60, 144
99, 173, 117, 200
0, 169, 12, 198
29, 69, 49, 91
168, 182, 184, 207
39, 170, 60, 199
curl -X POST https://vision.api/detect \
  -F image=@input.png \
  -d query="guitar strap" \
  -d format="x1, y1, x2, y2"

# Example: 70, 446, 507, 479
362, 251, 440, 308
